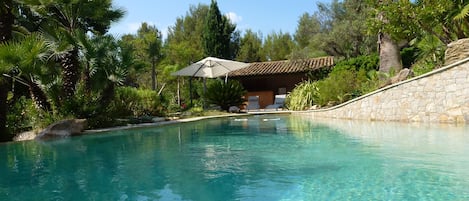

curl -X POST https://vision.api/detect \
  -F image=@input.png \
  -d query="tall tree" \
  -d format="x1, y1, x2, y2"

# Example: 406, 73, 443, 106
82, 35, 129, 111
367, 0, 469, 72
294, 13, 321, 49
377, 27, 403, 73
263, 31, 295, 61
202, 0, 235, 59
136, 23, 162, 90
236, 29, 264, 62
376, 0, 403, 73
307, 0, 376, 59
291, 13, 327, 59
369, 0, 469, 45
163, 4, 210, 108
22, 0, 124, 99
166, 4, 209, 66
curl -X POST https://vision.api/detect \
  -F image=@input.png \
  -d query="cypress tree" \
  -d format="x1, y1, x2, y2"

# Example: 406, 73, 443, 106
202, 0, 234, 59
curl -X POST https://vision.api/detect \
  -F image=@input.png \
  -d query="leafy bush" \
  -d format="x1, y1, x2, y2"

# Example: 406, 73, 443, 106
411, 60, 436, 76
357, 69, 383, 95
333, 54, 379, 73
306, 55, 380, 107
204, 80, 246, 111
7, 97, 66, 134
314, 68, 358, 106
286, 81, 318, 111
109, 87, 164, 117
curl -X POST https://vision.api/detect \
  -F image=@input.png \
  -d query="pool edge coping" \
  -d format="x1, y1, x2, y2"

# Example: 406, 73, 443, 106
84, 110, 293, 134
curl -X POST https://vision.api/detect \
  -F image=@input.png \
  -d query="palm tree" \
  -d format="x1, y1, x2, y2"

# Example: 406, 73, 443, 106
133, 23, 163, 90
69, 34, 128, 118
20, 0, 124, 99
0, 34, 52, 111
87, 35, 128, 105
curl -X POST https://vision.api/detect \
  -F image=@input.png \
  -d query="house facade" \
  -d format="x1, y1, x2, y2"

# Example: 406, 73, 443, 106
229, 56, 334, 108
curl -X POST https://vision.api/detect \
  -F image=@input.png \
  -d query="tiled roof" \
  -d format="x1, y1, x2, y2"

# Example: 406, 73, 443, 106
229, 56, 334, 77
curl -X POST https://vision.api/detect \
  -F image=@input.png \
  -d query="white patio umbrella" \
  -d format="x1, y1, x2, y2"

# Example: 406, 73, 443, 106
171, 57, 250, 106
171, 57, 249, 78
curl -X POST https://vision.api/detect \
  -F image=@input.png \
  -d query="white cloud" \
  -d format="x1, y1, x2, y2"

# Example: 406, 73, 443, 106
225, 12, 243, 24
127, 22, 142, 33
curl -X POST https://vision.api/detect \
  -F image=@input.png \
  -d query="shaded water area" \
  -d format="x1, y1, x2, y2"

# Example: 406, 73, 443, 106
1, 114, 469, 200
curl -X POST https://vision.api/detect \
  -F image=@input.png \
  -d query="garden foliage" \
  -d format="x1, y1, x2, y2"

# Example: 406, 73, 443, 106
109, 87, 165, 118
204, 80, 246, 111
286, 81, 318, 111
287, 55, 381, 108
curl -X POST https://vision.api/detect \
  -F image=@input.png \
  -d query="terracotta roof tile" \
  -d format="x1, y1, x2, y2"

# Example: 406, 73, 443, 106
229, 56, 334, 77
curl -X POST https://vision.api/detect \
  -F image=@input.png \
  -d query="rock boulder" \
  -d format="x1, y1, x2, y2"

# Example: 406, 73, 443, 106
35, 119, 87, 140
390, 68, 413, 84
445, 38, 469, 65
229, 106, 240, 113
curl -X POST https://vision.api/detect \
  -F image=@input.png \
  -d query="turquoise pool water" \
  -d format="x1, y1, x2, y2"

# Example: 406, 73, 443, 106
1, 115, 469, 200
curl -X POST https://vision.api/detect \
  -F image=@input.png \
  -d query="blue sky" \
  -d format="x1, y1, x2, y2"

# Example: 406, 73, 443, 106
109, 0, 327, 39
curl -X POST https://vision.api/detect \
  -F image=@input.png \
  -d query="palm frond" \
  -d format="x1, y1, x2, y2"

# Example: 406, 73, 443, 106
454, 4, 469, 21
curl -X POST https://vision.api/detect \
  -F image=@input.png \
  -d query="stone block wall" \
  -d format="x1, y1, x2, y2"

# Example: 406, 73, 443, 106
307, 58, 469, 124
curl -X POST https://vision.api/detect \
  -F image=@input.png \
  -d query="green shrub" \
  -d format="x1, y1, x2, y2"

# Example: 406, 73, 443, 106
7, 97, 66, 134
333, 54, 379, 73
60, 84, 105, 119
109, 87, 164, 117
314, 68, 358, 106
204, 80, 246, 111
188, 106, 205, 116
286, 81, 318, 111
412, 60, 436, 76
310, 55, 380, 107
357, 69, 382, 95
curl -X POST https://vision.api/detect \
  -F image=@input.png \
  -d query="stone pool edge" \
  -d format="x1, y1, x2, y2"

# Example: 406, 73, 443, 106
84, 111, 292, 134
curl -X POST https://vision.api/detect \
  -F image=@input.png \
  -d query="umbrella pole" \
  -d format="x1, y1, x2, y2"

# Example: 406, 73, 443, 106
189, 77, 193, 106
177, 77, 180, 106
203, 78, 207, 109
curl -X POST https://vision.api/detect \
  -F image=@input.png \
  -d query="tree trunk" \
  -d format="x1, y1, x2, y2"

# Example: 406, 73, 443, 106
99, 84, 115, 111
376, 1, 402, 74
82, 62, 92, 95
378, 33, 402, 73
28, 79, 51, 111
61, 48, 80, 99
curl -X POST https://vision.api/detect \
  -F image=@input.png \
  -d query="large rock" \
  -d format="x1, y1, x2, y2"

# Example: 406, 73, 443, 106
445, 38, 469, 65
35, 119, 87, 140
13, 130, 39, 141
390, 68, 413, 84
229, 106, 240, 113
380, 68, 413, 88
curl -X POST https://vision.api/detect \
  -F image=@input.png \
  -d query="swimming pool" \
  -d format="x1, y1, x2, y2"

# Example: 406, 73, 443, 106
1, 114, 469, 200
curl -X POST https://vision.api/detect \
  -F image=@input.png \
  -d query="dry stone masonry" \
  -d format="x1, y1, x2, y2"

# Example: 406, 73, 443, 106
306, 39, 469, 124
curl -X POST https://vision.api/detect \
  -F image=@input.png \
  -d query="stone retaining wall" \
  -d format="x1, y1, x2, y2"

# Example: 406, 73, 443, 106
306, 58, 469, 124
